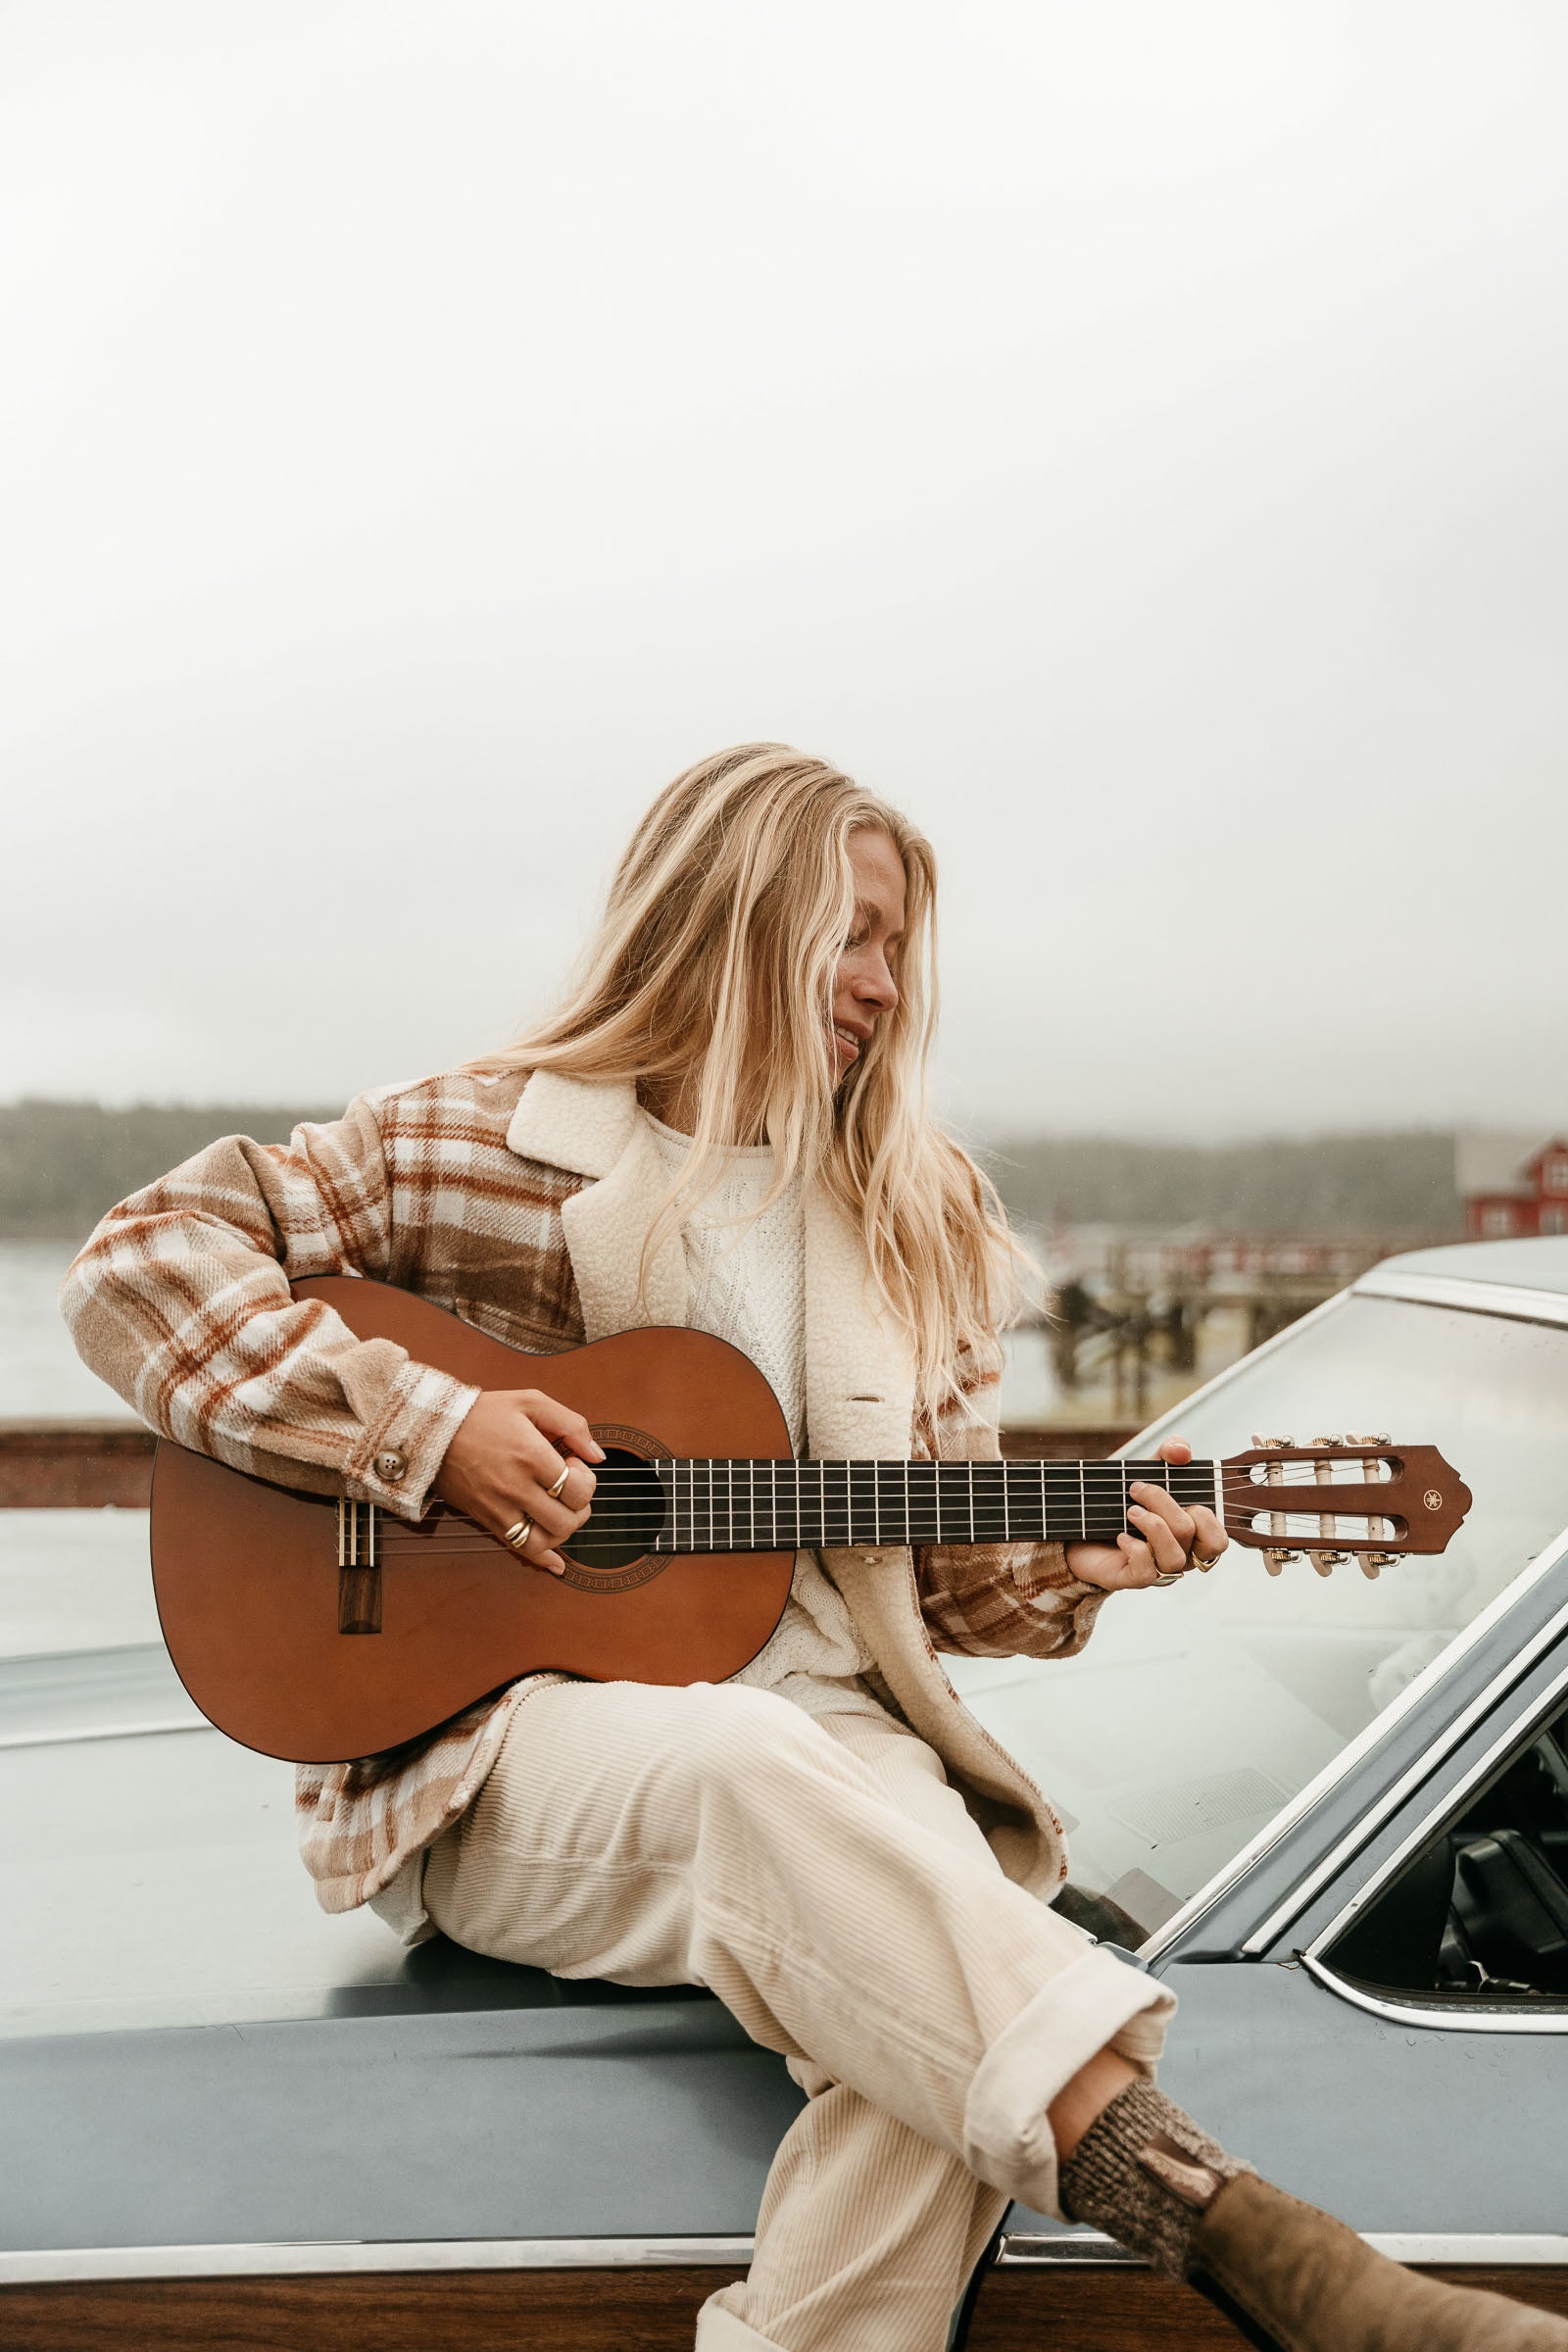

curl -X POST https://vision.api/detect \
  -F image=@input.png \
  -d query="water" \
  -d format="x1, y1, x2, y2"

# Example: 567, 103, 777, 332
0, 1241, 1233, 1678
2, 1236, 1255, 1444
0, 1240, 125, 1416
0, 1238, 1060, 1666
0, 1239, 1081, 1423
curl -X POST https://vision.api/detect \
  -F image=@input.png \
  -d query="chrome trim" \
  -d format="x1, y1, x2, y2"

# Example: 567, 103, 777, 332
1300, 1953, 1568, 2034
0, 1720, 208, 1753
1367, 2235, 1568, 2266
1356, 1270, 1568, 1331
997, 2231, 1134, 2266
1301, 1649, 1568, 1966
8, 2226, 1568, 2290
0, 2235, 758, 2287
999, 2229, 1568, 2266
1232, 1574, 1568, 1958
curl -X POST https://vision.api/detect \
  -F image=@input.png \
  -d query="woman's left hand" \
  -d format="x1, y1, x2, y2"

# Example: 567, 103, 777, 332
1063, 1438, 1228, 1592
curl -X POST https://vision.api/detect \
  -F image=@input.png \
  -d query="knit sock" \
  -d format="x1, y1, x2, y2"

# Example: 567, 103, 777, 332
1057, 2079, 1253, 2279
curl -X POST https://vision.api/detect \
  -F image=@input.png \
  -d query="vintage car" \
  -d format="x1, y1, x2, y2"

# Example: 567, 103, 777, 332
4, 1234, 1568, 2348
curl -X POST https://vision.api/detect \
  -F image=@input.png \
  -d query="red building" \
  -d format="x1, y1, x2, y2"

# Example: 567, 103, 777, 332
1458, 1134, 1568, 1240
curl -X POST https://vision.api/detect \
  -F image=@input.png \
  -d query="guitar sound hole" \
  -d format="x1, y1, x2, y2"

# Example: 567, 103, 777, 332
564, 1447, 666, 1572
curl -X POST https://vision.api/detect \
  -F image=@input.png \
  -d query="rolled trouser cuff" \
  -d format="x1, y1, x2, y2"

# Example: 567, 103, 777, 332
960, 1947, 1175, 2218
696, 2285, 788, 2348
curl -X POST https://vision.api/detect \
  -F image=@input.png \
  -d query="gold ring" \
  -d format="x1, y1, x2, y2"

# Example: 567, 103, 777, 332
1152, 1569, 1183, 1589
545, 1464, 570, 1501
1192, 1550, 1222, 1570
503, 1519, 533, 1553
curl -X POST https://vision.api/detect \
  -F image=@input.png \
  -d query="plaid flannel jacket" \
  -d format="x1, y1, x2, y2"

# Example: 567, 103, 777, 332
62, 1066, 1105, 1917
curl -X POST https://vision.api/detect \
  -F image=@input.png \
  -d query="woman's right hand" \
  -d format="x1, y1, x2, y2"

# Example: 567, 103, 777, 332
433, 1390, 605, 1577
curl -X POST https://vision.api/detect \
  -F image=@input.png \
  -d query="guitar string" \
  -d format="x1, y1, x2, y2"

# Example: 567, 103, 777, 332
368, 1466, 1398, 1526
373, 1533, 1400, 1552
374, 1502, 1403, 1548
371, 1479, 1396, 1537
368, 1461, 1390, 1496
371, 1479, 1384, 1528
369, 1461, 1405, 1548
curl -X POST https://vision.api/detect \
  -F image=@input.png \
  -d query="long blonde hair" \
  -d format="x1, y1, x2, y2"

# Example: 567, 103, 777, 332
481, 744, 1027, 1427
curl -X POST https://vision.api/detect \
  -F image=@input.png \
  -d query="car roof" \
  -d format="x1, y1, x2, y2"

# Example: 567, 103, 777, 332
1370, 1234, 1568, 1295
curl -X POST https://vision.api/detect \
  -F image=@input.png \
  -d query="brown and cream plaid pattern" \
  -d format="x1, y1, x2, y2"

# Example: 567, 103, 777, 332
62, 1067, 1102, 1914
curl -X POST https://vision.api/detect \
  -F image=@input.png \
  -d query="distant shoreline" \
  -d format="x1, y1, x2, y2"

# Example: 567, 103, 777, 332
0, 1098, 1463, 1245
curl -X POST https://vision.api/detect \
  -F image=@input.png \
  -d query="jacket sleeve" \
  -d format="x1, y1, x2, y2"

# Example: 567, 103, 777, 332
59, 1093, 479, 1520
914, 1333, 1108, 1662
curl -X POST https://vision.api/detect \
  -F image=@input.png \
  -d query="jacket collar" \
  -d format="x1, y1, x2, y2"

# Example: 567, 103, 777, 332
506, 1066, 638, 1179
505, 1066, 915, 1458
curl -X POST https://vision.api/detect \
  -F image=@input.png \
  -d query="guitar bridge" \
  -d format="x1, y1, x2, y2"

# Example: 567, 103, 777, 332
337, 1498, 382, 1635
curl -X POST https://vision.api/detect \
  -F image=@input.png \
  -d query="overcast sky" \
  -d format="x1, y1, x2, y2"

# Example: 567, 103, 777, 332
4, 1, 1565, 1141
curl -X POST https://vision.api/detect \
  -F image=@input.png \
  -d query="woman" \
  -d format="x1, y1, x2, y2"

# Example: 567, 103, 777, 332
65, 746, 1557, 2352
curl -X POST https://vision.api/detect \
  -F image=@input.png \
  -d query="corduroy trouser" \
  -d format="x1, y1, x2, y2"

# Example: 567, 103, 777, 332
421, 1678, 1172, 2352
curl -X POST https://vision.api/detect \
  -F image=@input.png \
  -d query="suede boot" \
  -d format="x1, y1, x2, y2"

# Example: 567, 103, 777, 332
1060, 2082, 1568, 2352
1191, 2172, 1568, 2352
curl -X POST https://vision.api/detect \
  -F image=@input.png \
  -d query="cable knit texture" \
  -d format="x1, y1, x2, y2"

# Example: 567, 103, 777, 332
1058, 2078, 1250, 2279
643, 1110, 882, 1719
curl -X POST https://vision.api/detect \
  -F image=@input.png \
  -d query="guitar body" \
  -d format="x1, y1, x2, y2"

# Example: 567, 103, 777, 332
150, 1276, 1474, 1767
150, 1278, 796, 1763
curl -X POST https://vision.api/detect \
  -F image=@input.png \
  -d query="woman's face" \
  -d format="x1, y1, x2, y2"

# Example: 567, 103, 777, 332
829, 827, 906, 1080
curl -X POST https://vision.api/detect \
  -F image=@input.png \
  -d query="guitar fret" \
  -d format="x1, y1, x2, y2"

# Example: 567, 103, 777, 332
649, 1455, 1222, 1553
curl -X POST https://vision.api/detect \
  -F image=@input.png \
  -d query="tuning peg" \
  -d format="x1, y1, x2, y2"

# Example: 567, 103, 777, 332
1308, 1550, 1348, 1575
1262, 1547, 1299, 1574
1310, 1435, 1346, 1449
1252, 1433, 1295, 1448
1344, 1432, 1390, 1448
1363, 1551, 1399, 1574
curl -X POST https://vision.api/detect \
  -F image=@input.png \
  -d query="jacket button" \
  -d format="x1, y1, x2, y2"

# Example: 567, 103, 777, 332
374, 1449, 408, 1484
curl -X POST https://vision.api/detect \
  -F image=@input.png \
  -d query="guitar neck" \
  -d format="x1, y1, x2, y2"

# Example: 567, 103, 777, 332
651, 1457, 1221, 1552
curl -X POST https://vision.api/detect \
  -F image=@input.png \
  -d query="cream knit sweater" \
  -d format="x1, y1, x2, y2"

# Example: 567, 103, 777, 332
643, 1110, 884, 1720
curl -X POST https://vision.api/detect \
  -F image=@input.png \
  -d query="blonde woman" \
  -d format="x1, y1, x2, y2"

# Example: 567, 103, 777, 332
65, 747, 1557, 2352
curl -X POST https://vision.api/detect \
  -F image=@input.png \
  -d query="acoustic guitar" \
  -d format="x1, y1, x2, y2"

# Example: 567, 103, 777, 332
149, 1276, 1472, 1763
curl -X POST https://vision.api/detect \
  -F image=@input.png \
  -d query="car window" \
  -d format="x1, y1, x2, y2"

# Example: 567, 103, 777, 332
1325, 1692, 1568, 2007
953, 1293, 1568, 1942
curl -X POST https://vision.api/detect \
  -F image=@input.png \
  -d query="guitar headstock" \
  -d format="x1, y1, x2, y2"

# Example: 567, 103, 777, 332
1220, 1434, 1471, 1579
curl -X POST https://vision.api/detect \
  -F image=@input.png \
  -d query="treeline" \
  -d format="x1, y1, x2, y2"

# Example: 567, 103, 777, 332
0, 1100, 1464, 1245
981, 1129, 1463, 1239
0, 1101, 336, 1242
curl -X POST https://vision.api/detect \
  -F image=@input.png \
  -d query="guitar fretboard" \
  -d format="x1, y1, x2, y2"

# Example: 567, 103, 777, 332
647, 1457, 1221, 1552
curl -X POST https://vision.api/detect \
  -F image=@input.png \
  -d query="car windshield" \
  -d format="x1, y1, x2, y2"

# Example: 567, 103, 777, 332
950, 1291, 1568, 1942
